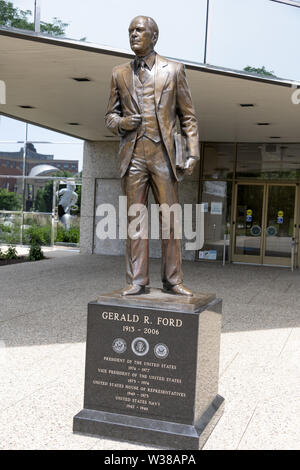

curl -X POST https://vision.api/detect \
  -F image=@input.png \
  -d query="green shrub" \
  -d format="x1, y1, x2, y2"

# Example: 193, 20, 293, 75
28, 243, 44, 261
24, 224, 51, 246
55, 225, 80, 244
5, 246, 18, 259
0, 224, 12, 233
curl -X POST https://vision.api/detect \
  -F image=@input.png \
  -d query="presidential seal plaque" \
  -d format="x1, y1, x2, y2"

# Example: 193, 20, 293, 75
73, 289, 224, 450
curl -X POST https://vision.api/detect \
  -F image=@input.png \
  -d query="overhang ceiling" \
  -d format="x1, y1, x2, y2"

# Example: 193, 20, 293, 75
1, 27, 300, 143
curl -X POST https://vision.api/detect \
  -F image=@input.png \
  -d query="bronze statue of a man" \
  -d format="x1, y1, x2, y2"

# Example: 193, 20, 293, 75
105, 16, 200, 296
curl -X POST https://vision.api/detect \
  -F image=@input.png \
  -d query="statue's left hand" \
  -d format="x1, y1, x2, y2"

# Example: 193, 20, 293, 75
184, 157, 198, 176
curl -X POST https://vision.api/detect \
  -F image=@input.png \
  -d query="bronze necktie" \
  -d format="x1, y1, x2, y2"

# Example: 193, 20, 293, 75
138, 59, 149, 84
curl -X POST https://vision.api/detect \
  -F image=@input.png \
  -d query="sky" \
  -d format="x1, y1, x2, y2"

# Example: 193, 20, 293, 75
12, 0, 300, 79
2, 0, 300, 170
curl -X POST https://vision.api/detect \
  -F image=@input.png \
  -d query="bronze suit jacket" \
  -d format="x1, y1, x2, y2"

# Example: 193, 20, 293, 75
105, 53, 200, 181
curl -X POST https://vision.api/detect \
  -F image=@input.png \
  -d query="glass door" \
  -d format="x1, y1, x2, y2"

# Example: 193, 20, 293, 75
263, 185, 297, 266
232, 183, 265, 264
232, 183, 297, 266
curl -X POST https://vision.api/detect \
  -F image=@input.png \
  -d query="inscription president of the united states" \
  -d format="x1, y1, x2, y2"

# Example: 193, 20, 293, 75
105, 16, 200, 296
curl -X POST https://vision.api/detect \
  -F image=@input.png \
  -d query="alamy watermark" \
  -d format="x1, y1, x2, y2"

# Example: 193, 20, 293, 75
95, 197, 205, 251
0, 80, 6, 104
291, 84, 300, 105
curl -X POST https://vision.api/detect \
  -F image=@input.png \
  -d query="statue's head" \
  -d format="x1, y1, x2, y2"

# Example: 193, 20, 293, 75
66, 181, 76, 190
128, 16, 159, 57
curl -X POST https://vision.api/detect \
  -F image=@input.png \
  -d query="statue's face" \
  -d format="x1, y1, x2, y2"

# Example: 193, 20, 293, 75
128, 17, 155, 56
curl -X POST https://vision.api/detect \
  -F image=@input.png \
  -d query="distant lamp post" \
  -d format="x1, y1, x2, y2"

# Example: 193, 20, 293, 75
34, 0, 41, 33
203, 0, 210, 64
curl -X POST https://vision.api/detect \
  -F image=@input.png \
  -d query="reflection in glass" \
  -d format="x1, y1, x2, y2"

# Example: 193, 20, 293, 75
0, 212, 22, 245
203, 143, 234, 179
0, 143, 24, 177
265, 185, 295, 258
23, 177, 54, 213
40, 0, 207, 62
0, 116, 26, 141
199, 181, 232, 261
25, 143, 83, 175
22, 212, 52, 246
0, 176, 23, 211
208, 0, 300, 81
237, 143, 300, 179
55, 181, 81, 246
234, 184, 264, 256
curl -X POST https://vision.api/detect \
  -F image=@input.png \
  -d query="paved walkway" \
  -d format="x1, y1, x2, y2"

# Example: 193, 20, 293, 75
0, 251, 299, 450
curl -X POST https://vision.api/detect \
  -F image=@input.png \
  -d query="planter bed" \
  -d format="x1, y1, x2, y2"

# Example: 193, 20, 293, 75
0, 256, 46, 266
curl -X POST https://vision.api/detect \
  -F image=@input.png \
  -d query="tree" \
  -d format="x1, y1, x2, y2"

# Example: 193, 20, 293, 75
0, 1, 68, 36
34, 180, 53, 213
243, 66, 277, 78
0, 188, 22, 210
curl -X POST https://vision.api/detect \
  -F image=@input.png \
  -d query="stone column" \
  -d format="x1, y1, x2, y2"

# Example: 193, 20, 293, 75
80, 140, 200, 260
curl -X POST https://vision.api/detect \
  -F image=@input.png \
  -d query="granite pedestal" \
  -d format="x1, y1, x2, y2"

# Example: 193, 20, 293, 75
73, 288, 224, 450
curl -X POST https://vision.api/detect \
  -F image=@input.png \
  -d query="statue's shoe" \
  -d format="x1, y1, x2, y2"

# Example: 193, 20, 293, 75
163, 283, 193, 296
121, 284, 146, 296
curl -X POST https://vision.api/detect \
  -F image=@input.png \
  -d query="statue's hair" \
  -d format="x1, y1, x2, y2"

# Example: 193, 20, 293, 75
130, 16, 159, 44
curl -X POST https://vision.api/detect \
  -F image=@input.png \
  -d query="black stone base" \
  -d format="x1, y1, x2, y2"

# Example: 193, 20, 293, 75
73, 288, 224, 450
73, 395, 224, 450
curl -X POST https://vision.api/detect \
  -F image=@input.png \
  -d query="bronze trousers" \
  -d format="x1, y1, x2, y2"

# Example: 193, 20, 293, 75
122, 137, 183, 287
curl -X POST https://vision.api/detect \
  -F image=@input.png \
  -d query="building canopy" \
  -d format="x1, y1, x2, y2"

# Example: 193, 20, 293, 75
0, 27, 300, 143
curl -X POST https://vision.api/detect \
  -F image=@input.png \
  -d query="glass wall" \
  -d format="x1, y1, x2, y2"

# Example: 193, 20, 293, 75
236, 143, 300, 180
207, 0, 300, 81
0, 116, 83, 247
198, 180, 232, 261
198, 141, 300, 263
3, 1, 300, 80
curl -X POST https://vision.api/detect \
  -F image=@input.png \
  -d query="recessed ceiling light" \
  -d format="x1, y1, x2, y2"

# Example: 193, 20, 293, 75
72, 77, 91, 82
19, 105, 35, 109
257, 122, 270, 126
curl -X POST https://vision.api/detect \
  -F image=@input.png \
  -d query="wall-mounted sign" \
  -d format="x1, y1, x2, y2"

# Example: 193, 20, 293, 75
250, 225, 261, 236
277, 210, 284, 224
246, 209, 253, 223
266, 226, 277, 237
198, 250, 217, 260
211, 202, 222, 215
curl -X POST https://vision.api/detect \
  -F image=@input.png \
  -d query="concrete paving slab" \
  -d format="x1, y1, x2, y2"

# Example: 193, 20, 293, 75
0, 251, 299, 450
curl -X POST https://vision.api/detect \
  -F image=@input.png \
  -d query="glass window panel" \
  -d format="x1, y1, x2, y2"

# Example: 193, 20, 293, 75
22, 212, 52, 246
234, 184, 264, 257
203, 143, 234, 179
0, 1, 35, 33
0, 175, 22, 244
0, 176, 23, 211
0, 143, 24, 177
236, 143, 300, 179
25, 142, 83, 176
198, 181, 232, 261
40, 0, 207, 62
0, 211, 22, 245
208, 0, 300, 81
27, 124, 83, 144
265, 185, 295, 259
55, 180, 81, 246
0, 116, 26, 142
23, 177, 54, 213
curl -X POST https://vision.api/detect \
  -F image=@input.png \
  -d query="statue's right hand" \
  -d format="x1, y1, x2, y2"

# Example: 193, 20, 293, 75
120, 114, 142, 131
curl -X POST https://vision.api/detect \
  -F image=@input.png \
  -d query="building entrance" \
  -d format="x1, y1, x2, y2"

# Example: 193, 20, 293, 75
232, 183, 298, 267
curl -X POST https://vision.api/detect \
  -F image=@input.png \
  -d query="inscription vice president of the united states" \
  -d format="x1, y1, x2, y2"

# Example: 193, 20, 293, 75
105, 15, 200, 297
